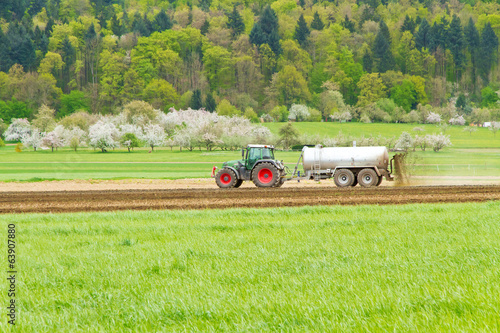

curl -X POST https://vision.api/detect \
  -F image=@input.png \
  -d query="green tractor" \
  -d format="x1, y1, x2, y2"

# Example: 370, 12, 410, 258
213, 145, 286, 188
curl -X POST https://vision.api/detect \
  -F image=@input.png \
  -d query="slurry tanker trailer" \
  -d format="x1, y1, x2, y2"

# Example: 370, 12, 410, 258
212, 144, 394, 188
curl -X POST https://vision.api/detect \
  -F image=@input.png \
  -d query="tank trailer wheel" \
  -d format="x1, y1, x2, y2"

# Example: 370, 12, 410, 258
376, 175, 383, 186
252, 163, 280, 188
215, 168, 238, 188
234, 179, 243, 188
357, 168, 379, 188
351, 178, 358, 187
334, 169, 355, 187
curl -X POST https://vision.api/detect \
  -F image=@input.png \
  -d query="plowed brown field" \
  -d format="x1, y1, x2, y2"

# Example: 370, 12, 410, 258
1, 185, 499, 214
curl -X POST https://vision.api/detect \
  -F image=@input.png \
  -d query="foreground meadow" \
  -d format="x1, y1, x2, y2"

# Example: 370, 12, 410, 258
2, 202, 500, 331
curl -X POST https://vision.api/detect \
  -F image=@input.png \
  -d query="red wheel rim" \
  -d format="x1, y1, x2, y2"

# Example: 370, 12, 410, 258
220, 173, 232, 185
258, 168, 273, 184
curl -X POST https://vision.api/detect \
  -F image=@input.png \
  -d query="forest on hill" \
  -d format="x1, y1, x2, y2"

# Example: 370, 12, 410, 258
2, 0, 500, 125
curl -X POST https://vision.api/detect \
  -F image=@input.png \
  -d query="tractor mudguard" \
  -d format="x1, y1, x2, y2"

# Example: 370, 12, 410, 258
222, 166, 241, 179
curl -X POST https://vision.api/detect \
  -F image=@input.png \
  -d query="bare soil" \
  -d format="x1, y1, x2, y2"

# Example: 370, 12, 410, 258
1, 185, 499, 214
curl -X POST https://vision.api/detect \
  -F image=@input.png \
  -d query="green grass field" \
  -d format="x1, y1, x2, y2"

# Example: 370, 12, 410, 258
2, 202, 500, 331
264, 122, 500, 149
0, 122, 499, 181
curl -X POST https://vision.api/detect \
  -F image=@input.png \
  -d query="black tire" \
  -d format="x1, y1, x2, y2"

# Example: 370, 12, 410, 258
252, 162, 280, 188
334, 169, 355, 187
376, 175, 383, 186
215, 168, 238, 188
274, 177, 286, 188
357, 168, 379, 188
234, 179, 243, 188
351, 178, 358, 187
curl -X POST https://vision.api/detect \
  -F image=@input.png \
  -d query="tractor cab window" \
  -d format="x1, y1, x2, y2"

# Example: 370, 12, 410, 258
261, 148, 274, 160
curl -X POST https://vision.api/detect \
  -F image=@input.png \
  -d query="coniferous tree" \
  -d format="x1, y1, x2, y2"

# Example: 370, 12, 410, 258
200, 19, 210, 35
18, 37, 36, 71
401, 15, 415, 34
379, 20, 391, 45
311, 11, 324, 30
362, 50, 373, 73
372, 29, 394, 73
122, 10, 130, 32
45, 17, 54, 36
415, 18, 431, 50
227, 6, 245, 39
200, 0, 211, 12
249, 5, 281, 55
294, 14, 310, 47
341, 15, 355, 33
448, 15, 465, 80
464, 18, 480, 88
359, 7, 373, 28
0, 28, 11, 72
299, 0, 305, 8
428, 18, 448, 52
205, 92, 216, 112
61, 36, 76, 92
110, 14, 123, 37
191, 89, 203, 109
153, 9, 172, 32
479, 22, 499, 83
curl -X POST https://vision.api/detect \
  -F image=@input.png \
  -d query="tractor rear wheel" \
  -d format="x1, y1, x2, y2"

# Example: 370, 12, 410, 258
234, 179, 243, 188
334, 169, 355, 187
215, 168, 238, 188
252, 163, 280, 188
357, 168, 379, 188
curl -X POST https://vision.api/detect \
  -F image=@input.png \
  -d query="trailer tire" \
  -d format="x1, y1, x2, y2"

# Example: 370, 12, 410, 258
334, 169, 355, 187
376, 176, 383, 186
215, 168, 238, 188
357, 168, 379, 188
351, 178, 358, 187
252, 163, 280, 188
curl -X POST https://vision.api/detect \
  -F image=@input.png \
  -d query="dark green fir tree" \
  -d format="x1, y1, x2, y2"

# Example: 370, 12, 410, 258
153, 9, 173, 32
294, 14, 310, 47
191, 89, 203, 110
415, 18, 431, 50
205, 92, 216, 112
310, 12, 324, 30
227, 6, 245, 39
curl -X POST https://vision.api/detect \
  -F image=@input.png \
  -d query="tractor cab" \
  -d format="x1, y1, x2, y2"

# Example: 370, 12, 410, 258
243, 145, 275, 170
214, 144, 286, 188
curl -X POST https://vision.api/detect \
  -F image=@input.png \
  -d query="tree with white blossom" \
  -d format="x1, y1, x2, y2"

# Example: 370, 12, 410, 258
42, 131, 64, 152
448, 115, 465, 126
428, 134, 452, 152
426, 112, 442, 124
21, 129, 44, 151
88, 120, 120, 152
4, 119, 31, 141
142, 124, 166, 151
288, 104, 310, 122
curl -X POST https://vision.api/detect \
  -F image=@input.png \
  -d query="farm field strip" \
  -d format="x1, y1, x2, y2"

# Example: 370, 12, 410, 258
1, 185, 499, 214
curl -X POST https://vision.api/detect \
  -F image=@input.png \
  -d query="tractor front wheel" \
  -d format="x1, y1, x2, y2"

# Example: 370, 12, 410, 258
252, 163, 280, 188
215, 168, 238, 188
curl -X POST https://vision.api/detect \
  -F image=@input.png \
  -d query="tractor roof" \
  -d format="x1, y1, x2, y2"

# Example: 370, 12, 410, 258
247, 144, 275, 149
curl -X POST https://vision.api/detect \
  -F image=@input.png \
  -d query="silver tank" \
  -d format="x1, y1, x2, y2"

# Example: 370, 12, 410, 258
302, 146, 389, 171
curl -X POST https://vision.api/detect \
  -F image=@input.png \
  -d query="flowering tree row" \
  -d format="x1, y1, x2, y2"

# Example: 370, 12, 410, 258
3, 106, 273, 152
